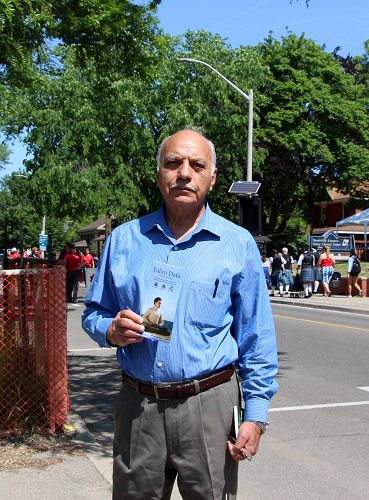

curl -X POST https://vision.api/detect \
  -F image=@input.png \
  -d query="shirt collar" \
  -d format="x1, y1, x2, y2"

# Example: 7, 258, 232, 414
141, 202, 221, 238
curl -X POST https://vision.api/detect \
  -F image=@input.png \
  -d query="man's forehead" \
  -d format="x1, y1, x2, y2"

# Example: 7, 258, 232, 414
164, 131, 211, 155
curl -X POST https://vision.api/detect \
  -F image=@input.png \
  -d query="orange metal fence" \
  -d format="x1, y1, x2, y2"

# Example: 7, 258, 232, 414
0, 266, 68, 435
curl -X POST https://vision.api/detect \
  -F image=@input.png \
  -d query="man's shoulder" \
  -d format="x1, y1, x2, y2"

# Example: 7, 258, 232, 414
209, 210, 253, 241
112, 210, 159, 236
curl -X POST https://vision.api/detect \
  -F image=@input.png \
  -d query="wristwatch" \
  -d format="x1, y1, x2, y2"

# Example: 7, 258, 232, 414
248, 421, 269, 434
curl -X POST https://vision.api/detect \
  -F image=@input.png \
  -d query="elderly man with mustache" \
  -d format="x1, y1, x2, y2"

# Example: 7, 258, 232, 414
82, 129, 278, 500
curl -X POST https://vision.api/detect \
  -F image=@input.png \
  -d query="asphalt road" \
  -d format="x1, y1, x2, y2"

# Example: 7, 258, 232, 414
242, 303, 369, 500
68, 301, 369, 499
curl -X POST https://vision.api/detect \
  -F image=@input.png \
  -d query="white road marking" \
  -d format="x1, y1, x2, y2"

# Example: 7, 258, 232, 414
270, 401, 369, 412
358, 386, 369, 393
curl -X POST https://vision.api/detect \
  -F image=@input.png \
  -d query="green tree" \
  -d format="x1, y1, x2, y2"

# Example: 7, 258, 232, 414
256, 34, 369, 234
0, 0, 165, 225
0, 142, 10, 169
0, 0, 161, 83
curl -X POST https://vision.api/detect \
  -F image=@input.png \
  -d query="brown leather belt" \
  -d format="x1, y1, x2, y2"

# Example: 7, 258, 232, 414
122, 366, 234, 400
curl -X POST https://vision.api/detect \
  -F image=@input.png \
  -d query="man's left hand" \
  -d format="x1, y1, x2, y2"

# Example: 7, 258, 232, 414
227, 421, 262, 461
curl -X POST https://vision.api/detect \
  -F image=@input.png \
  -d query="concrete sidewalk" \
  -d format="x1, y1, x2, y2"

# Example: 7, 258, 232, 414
1, 285, 367, 499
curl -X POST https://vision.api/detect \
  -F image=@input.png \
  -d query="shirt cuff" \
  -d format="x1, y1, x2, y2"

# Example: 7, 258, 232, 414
244, 398, 271, 423
97, 318, 115, 348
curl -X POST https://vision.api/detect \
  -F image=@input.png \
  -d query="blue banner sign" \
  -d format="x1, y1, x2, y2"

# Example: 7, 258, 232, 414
39, 233, 48, 251
308, 231, 354, 253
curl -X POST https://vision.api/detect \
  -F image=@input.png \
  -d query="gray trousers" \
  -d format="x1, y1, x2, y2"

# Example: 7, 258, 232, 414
113, 372, 240, 500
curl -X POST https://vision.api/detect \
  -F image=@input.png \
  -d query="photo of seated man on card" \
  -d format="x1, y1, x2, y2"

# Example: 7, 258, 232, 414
142, 297, 171, 340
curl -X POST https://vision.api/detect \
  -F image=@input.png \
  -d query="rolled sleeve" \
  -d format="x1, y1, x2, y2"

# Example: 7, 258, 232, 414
232, 239, 278, 422
82, 234, 120, 348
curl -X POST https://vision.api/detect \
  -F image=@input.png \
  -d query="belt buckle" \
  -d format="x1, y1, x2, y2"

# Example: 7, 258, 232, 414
153, 383, 172, 400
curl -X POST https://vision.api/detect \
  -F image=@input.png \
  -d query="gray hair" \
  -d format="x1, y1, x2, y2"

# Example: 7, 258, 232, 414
156, 129, 217, 174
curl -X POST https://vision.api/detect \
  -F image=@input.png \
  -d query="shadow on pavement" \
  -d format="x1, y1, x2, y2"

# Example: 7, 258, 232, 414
68, 354, 121, 456
276, 351, 292, 379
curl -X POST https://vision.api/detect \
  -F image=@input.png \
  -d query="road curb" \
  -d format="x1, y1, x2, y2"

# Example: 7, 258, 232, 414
68, 410, 113, 487
270, 297, 369, 316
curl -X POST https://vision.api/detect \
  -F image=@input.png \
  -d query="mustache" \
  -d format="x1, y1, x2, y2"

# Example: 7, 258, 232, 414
169, 183, 198, 193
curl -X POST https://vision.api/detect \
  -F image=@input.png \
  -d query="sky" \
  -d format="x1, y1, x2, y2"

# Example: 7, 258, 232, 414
1, 0, 368, 179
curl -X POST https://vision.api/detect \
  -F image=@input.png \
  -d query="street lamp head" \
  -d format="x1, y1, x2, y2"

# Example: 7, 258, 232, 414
177, 57, 196, 63
175, 56, 253, 182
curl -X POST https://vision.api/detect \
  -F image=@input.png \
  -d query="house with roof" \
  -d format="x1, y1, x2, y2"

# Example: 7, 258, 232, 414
313, 188, 369, 258
75, 215, 119, 256
75, 217, 106, 255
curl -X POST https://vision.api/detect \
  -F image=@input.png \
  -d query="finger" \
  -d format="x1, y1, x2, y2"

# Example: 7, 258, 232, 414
227, 442, 247, 461
115, 317, 145, 334
119, 309, 143, 324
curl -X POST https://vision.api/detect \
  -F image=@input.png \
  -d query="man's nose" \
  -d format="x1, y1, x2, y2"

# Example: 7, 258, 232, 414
177, 159, 192, 179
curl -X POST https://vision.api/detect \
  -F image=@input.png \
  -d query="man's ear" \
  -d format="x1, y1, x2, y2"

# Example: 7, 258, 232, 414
210, 168, 218, 191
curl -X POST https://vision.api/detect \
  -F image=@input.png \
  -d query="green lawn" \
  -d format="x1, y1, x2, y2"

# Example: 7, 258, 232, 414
334, 261, 369, 279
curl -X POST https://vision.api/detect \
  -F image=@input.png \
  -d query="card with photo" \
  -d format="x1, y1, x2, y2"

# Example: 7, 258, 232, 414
141, 261, 184, 342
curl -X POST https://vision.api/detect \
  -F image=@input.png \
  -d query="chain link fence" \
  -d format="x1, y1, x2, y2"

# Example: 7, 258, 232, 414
0, 265, 68, 435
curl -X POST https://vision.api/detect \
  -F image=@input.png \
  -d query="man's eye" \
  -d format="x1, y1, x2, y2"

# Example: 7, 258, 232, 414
165, 160, 178, 167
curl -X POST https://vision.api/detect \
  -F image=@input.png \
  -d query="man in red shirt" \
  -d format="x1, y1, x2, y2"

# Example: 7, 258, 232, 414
81, 248, 95, 268
64, 244, 81, 303
81, 247, 95, 287
8, 247, 20, 259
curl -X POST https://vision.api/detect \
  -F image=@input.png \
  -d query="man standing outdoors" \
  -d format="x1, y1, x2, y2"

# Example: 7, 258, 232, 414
81, 247, 95, 287
82, 129, 278, 500
64, 244, 81, 303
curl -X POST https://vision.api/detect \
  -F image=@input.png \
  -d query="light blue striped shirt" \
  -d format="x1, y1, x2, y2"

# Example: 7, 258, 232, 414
82, 203, 278, 421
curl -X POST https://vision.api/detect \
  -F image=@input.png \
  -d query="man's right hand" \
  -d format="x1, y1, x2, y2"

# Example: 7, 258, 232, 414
106, 310, 145, 347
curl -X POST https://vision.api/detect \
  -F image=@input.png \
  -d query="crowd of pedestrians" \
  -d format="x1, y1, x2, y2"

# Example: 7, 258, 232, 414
262, 245, 363, 298
7, 246, 42, 259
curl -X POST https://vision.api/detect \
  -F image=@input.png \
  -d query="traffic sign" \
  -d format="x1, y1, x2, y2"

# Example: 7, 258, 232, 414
308, 230, 354, 253
39, 233, 48, 251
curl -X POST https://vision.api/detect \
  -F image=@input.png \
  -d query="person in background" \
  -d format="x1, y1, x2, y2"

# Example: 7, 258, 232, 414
30, 246, 41, 258
347, 248, 363, 297
82, 129, 278, 500
8, 247, 20, 259
261, 252, 271, 289
296, 247, 316, 298
81, 247, 95, 286
269, 249, 286, 296
281, 247, 294, 295
64, 244, 81, 303
312, 248, 321, 294
81, 248, 95, 269
317, 244, 335, 297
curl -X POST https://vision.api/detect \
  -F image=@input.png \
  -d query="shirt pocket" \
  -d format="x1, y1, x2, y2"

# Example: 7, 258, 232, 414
185, 280, 229, 328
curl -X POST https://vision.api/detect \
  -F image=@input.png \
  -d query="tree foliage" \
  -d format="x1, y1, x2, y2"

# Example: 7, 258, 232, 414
0, 12, 368, 250
0, 0, 161, 84
0, 142, 9, 169
256, 34, 369, 233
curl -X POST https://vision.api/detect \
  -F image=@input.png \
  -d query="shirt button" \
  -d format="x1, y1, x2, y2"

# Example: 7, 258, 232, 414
157, 362, 163, 368
173, 246, 178, 251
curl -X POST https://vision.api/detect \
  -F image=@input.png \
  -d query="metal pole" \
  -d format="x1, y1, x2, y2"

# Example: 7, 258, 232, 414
247, 89, 253, 182
177, 57, 253, 181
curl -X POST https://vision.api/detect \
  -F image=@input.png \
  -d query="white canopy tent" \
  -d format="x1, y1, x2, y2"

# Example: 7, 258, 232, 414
336, 208, 369, 249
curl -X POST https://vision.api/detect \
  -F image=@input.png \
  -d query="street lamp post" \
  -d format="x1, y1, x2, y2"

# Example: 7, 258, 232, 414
177, 57, 253, 182
15, 173, 48, 257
